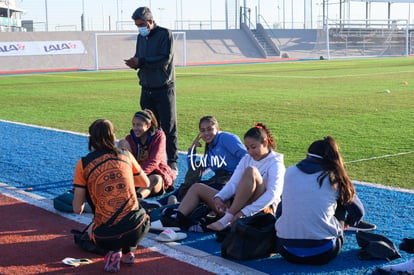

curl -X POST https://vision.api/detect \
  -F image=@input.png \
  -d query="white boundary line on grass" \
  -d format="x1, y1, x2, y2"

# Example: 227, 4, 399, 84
346, 151, 414, 163
2, 119, 412, 164
0, 182, 264, 275
178, 69, 414, 79
1, 120, 413, 273
2, 118, 413, 190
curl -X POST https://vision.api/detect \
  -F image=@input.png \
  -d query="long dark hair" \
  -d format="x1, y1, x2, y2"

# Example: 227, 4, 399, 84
309, 136, 355, 205
88, 119, 118, 155
243, 122, 276, 151
198, 116, 220, 153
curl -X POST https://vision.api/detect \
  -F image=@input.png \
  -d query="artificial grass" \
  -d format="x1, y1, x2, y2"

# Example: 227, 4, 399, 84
1, 57, 413, 188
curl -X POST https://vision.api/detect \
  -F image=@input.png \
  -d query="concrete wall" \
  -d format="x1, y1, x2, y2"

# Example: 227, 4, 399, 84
0, 30, 267, 73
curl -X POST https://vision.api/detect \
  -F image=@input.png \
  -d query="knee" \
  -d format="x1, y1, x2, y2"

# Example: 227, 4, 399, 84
149, 174, 163, 188
118, 139, 131, 152
243, 166, 260, 178
187, 182, 204, 195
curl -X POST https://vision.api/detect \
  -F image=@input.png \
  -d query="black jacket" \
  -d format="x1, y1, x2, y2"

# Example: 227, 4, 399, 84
134, 24, 175, 89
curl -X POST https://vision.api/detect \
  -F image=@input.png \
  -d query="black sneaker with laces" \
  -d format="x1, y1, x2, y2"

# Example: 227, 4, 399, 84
346, 220, 377, 232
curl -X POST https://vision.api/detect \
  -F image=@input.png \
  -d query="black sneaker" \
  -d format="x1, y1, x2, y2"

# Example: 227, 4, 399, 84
346, 220, 377, 232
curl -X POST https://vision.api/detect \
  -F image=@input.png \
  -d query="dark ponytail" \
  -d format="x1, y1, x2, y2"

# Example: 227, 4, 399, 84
244, 122, 276, 150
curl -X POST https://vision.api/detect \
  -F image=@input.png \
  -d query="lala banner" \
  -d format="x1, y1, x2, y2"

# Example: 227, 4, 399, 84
0, 40, 86, 56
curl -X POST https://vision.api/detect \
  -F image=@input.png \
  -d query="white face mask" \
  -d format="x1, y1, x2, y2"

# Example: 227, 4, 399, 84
138, 26, 150, 37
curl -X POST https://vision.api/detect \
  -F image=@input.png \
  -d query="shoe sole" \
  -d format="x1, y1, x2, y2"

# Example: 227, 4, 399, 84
104, 252, 121, 272
346, 225, 377, 232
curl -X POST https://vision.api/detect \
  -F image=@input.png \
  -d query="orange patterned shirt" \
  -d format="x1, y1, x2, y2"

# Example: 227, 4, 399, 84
73, 150, 143, 227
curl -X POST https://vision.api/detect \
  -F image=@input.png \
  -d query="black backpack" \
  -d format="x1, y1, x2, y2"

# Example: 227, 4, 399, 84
221, 212, 277, 260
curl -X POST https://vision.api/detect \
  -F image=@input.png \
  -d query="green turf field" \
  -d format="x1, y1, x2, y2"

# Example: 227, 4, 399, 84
1, 57, 413, 189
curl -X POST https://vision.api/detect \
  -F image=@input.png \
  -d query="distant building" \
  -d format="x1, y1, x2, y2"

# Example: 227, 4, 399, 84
0, 0, 25, 32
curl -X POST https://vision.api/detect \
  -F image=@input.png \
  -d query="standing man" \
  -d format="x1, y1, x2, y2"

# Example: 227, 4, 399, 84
125, 6, 178, 173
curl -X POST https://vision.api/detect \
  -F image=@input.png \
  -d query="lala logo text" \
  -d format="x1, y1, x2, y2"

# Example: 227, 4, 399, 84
0, 44, 26, 52
43, 42, 77, 52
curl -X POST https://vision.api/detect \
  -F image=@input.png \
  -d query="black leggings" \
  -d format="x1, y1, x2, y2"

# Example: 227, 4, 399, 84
94, 215, 150, 254
277, 236, 343, 265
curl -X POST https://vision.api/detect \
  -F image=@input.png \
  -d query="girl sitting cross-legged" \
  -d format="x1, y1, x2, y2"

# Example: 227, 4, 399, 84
162, 122, 286, 231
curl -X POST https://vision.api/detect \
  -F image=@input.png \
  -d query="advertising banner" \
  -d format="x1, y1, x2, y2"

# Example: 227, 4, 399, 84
0, 40, 86, 56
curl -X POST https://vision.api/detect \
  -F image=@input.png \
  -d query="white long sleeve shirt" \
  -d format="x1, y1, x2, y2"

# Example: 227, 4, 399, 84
215, 151, 285, 216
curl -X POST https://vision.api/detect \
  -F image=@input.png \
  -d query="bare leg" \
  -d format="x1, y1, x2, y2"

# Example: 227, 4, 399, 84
207, 166, 265, 231
228, 166, 265, 215
177, 183, 218, 216
137, 174, 163, 199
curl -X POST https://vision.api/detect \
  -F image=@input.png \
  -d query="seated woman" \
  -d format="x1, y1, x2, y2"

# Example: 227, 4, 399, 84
163, 123, 285, 231
160, 115, 247, 205
275, 136, 364, 265
118, 109, 176, 199
72, 119, 150, 273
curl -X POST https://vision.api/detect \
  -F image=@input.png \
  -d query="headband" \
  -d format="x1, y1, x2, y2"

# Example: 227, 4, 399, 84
307, 153, 323, 159
134, 111, 151, 123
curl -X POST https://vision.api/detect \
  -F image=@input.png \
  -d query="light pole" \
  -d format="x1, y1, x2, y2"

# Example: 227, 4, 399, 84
116, 0, 119, 30
45, 0, 49, 31
210, 0, 212, 30
158, 8, 165, 26
81, 0, 85, 31
6, 0, 10, 25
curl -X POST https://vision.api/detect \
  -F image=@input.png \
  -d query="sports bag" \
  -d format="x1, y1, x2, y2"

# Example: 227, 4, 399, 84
53, 190, 75, 213
70, 224, 108, 255
356, 231, 401, 261
53, 189, 92, 213
221, 212, 277, 260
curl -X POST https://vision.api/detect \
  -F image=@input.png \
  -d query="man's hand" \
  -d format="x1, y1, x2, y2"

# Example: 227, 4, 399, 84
124, 57, 139, 69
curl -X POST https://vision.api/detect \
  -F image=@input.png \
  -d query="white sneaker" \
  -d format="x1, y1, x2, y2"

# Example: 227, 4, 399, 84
382, 257, 414, 272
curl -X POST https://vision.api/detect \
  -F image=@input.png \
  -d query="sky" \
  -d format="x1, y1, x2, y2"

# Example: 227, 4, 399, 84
17, 0, 414, 32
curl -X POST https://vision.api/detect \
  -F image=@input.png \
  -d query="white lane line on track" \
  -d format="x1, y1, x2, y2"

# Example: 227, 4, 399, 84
0, 119, 89, 137
0, 182, 263, 275
353, 180, 414, 194
0, 119, 192, 153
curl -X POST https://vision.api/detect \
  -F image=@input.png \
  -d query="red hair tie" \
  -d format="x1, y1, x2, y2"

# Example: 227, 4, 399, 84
254, 122, 262, 129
